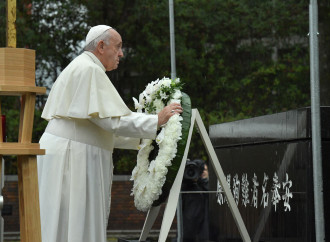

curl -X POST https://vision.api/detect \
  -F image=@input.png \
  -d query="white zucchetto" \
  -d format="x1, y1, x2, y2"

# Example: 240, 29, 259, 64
85, 25, 112, 46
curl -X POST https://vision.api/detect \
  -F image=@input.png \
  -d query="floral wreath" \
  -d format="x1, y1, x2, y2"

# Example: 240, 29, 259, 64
130, 77, 185, 212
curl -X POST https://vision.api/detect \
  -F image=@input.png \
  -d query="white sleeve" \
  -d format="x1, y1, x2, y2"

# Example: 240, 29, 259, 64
89, 112, 158, 139
113, 136, 140, 150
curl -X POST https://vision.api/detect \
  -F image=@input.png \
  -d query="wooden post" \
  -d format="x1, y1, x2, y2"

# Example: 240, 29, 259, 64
19, 93, 36, 143
0, 90, 44, 242
17, 155, 41, 242
2, 2, 45, 240
17, 92, 41, 242
6, 0, 16, 48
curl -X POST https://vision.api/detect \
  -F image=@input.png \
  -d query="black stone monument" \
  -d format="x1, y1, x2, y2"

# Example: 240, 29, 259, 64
208, 107, 329, 242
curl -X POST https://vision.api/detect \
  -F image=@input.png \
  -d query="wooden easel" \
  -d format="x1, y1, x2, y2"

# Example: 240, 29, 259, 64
0, 1, 46, 241
0, 81, 46, 242
139, 109, 252, 242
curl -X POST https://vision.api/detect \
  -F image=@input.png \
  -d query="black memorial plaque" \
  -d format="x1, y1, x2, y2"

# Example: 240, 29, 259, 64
208, 107, 330, 242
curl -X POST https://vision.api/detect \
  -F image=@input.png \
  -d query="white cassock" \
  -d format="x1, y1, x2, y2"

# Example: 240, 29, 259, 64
37, 51, 158, 242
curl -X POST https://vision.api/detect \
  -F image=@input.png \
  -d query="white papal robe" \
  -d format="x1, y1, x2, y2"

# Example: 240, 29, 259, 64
37, 51, 158, 242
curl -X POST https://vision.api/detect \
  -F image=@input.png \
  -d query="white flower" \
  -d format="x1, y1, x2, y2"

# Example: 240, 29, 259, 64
153, 99, 165, 113
173, 90, 182, 99
156, 128, 165, 145
162, 77, 172, 87
159, 91, 168, 100
133, 97, 143, 112
145, 83, 155, 95
139, 93, 145, 105
145, 95, 152, 104
131, 77, 183, 212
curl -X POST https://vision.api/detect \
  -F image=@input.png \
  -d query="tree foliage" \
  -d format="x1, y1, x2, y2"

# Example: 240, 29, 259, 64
84, 0, 311, 164
1, 0, 327, 173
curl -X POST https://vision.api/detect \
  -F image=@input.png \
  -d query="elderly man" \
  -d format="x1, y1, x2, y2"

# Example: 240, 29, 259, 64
37, 25, 182, 242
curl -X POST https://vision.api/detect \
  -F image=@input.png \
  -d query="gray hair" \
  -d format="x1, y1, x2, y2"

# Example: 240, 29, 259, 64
84, 30, 112, 51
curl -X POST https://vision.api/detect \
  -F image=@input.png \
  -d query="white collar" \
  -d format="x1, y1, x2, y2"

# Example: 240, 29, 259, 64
83, 51, 106, 72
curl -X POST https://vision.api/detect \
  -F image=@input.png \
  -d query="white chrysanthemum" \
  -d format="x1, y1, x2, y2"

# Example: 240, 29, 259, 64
145, 82, 155, 95
153, 99, 165, 113
131, 77, 183, 212
173, 90, 182, 99
156, 128, 165, 144
159, 91, 168, 100
162, 77, 172, 87
145, 95, 152, 104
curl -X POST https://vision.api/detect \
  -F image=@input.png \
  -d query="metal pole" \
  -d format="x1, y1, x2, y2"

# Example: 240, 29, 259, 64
169, 0, 181, 239
169, 0, 176, 80
309, 1, 325, 241
176, 194, 183, 242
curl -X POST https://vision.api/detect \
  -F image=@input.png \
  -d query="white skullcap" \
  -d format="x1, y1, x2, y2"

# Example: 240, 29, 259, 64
85, 25, 112, 46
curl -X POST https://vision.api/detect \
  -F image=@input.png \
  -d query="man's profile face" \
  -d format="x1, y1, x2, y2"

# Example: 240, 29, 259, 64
101, 29, 124, 71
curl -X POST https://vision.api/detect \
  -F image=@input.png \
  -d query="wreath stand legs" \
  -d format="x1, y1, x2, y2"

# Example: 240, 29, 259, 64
139, 107, 195, 242
139, 109, 251, 242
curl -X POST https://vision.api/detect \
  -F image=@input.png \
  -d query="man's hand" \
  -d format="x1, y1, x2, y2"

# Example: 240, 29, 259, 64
157, 103, 183, 128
